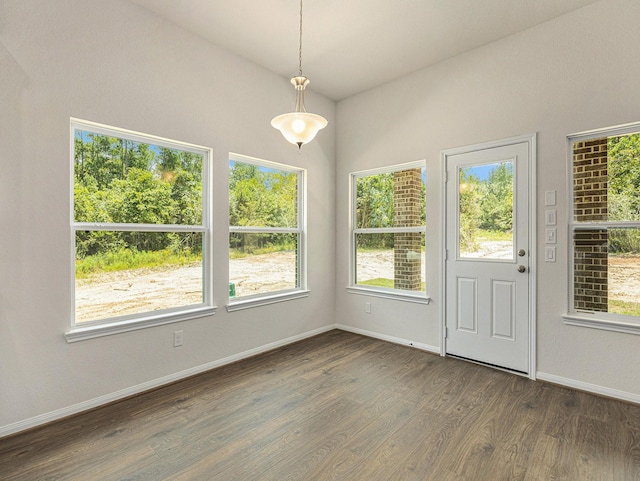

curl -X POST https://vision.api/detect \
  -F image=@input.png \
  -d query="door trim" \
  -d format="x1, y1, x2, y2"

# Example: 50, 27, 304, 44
440, 134, 537, 379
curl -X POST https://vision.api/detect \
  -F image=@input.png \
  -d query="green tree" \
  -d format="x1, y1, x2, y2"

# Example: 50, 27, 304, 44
74, 133, 206, 255
478, 163, 513, 232
268, 171, 298, 228
229, 162, 298, 252
108, 168, 175, 251
169, 169, 203, 253
608, 133, 640, 221
356, 173, 394, 229
156, 147, 181, 181
459, 169, 482, 252
230, 170, 268, 228
180, 151, 203, 179
355, 172, 395, 249
608, 133, 640, 253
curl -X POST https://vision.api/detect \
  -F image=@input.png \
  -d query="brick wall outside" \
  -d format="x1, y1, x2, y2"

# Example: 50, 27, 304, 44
394, 169, 423, 291
574, 229, 608, 312
573, 138, 608, 222
573, 138, 608, 311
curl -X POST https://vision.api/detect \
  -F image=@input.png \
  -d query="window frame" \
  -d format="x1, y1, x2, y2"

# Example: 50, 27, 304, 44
66, 118, 215, 342
347, 161, 430, 304
226, 153, 308, 312
563, 121, 640, 335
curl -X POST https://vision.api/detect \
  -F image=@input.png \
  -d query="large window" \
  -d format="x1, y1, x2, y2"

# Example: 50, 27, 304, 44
68, 119, 213, 340
228, 154, 306, 310
349, 162, 427, 301
565, 122, 640, 334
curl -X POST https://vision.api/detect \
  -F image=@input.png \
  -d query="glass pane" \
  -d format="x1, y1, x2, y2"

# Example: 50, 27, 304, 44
572, 137, 608, 223
609, 228, 640, 315
572, 133, 640, 223
229, 233, 298, 298
229, 161, 298, 228
75, 231, 203, 323
356, 167, 426, 229
73, 130, 203, 225
574, 227, 640, 316
355, 232, 425, 292
608, 133, 640, 222
458, 162, 514, 259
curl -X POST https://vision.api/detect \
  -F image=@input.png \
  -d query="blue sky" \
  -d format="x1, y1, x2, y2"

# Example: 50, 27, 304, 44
464, 162, 512, 181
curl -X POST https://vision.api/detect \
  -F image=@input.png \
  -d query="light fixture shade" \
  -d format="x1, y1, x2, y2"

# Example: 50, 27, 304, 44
271, 111, 328, 148
272, 76, 328, 148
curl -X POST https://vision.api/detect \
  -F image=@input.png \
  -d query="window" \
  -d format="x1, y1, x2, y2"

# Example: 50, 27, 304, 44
67, 119, 213, 341
349, 162, 428, 302
228, 154, 307, 310
565, 122, 640, 334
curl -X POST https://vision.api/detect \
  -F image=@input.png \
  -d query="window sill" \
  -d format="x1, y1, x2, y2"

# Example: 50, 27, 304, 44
65, 305, 218, 343
347, 286, 431, 305
226, 289, 310, 312
562, 313, 640, 335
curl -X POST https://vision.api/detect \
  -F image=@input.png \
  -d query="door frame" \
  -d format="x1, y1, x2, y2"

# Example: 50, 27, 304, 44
440, 133, 537, 379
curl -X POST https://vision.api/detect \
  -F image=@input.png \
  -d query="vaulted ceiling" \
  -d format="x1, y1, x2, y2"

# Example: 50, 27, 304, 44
130, 0, 601, 100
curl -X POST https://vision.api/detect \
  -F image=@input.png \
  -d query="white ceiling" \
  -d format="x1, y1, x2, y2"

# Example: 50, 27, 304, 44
130, 0, 600, 101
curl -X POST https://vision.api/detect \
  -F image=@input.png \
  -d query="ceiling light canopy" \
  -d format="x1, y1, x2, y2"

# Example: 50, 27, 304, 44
271, 0, 327, 149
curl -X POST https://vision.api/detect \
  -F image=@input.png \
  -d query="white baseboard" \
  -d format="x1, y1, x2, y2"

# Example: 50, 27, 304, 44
0, 325, 335, 438
536, 372, 640, 404
337, 327, 640, 404
7, 326, 637, 439
335, 324, 440, 354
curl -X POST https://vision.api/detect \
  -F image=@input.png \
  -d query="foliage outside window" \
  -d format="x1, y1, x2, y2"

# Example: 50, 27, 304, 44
70, 119, 212, 334
458, 161, 514, 259
228, 154, 305, 302
567, 123, 640, 331
351, 163, 426, 297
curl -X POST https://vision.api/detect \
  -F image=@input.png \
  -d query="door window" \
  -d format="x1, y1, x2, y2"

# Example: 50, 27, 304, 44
458, 161, 514, 260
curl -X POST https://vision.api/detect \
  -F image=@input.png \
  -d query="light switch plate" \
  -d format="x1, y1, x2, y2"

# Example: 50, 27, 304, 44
545, 210, 557, 226
546, 228, 557, 244
545, 246, 556, 262
545, 190, 557, 206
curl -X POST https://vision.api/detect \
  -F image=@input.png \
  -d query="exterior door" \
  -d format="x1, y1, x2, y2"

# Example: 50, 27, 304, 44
444, 138, 532, 374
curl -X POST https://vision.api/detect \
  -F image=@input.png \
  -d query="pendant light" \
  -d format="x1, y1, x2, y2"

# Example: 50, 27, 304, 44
271, 0, 327, 149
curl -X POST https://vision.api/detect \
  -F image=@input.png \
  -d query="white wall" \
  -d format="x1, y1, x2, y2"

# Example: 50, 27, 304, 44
3, 0, 640, 436
0, 0, 335, 433
335, 0, 640, 398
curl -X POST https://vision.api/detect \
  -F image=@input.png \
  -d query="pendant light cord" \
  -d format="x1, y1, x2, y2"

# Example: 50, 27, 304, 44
298, 0, 304, 76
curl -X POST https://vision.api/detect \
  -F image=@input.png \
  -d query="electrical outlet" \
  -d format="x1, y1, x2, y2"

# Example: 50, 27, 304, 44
174, 330, 183, 347
365, 302, 371, 314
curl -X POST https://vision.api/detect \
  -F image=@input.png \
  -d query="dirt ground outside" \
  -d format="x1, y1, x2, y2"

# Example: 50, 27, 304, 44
609, 255, 640, 305
75, 251, 397, 322
75, 263, 205, 323
75, 247, 640, 322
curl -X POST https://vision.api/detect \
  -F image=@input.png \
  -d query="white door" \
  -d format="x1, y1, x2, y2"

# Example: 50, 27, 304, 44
444, 138, 532, 374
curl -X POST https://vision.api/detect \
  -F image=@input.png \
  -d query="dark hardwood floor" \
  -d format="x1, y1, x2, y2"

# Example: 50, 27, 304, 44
2, 330, 640, 480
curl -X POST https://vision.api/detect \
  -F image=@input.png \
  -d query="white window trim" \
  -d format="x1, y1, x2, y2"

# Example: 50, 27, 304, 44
67, 118, 214, 342
562, 313, 640, 336
65, 306, 218, 342
227, 153, 307, 310
565, 121, 640, 334
348, 160, 429, 301
226, 289, 310, 312
346, 286, 431, 304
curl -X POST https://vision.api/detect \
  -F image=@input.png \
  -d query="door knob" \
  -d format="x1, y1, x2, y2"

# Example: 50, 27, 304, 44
517, 265, 527, 273
518, 249, 526, 257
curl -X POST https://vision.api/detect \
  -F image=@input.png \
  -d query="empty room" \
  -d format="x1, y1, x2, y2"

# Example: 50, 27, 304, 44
1, 0, 640, 479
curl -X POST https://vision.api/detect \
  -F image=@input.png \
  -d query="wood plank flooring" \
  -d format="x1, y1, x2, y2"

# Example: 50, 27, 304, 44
1, 330, 640, 480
